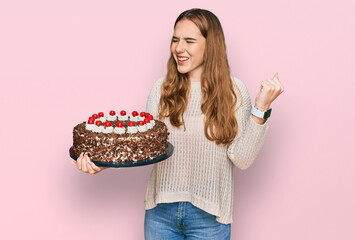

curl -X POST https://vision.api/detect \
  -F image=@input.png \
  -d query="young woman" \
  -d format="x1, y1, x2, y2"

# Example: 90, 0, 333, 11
74, 8, 283, 240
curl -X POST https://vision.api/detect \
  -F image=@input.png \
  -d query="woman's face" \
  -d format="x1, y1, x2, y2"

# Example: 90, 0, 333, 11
171, 19, 206, 80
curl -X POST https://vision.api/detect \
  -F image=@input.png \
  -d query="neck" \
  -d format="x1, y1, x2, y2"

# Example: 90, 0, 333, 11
188, 66, 202, 82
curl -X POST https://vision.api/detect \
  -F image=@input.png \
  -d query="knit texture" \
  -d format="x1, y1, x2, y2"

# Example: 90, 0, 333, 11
144, 76, 269, 224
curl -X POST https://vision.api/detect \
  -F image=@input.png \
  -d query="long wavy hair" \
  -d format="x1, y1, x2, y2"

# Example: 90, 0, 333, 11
158, 8, 239, 145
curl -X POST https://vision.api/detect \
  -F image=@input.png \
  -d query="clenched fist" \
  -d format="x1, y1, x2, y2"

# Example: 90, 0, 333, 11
254, 72, 284, 111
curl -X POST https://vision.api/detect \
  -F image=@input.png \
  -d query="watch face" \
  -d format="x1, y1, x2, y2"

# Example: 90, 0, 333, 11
264, 109, 272, 119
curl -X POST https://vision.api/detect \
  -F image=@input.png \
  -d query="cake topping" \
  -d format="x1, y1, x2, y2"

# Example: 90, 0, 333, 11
93, 121, 104, 133
114, 126, 125, 135
97, 112, 106, 122
127, 125, 138, 134
103, 124, 114, 133
145, 118, 154, 129
85, 111, 155, 134
118, 110, 128, 121
85, 119, 95, 131
114, 121, 125, 135
107, 111, 117, 121
138, 122, 148, 132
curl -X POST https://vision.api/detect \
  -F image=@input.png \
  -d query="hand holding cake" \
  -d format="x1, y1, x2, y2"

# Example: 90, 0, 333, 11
72, 152, 107, 174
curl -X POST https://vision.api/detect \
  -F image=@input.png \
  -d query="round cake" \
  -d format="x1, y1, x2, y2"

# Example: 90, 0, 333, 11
72, 110, 169, 163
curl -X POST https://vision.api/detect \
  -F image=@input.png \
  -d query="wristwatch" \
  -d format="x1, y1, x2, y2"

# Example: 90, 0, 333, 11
251, 105, 272, 120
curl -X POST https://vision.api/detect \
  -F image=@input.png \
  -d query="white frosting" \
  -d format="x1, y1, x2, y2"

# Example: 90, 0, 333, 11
127, 126, 138, 134
93, 125, 104, 133
138, 125, 147, 132
103, 126, 114, 133
118, 115, 128, 121
138, 116, 145, 121
151, 120, 155, 127
129, 116, 138, 122
114, 127, 125, 135
107, 115, 117, 121
94, 118, 105, 124
146, 122, 153, 129
85, 123, 95, 131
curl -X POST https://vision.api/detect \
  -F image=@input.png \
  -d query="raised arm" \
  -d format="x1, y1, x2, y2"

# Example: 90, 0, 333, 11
227, 74, 284, 170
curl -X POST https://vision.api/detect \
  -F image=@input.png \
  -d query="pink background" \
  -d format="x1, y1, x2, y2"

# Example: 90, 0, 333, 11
1, 0, 354, 239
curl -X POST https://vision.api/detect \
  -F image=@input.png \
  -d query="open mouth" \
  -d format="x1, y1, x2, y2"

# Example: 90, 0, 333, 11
177, 56, 189, 64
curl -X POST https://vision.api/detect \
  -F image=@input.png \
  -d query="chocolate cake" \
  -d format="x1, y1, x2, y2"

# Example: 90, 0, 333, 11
72, 110, 169, 163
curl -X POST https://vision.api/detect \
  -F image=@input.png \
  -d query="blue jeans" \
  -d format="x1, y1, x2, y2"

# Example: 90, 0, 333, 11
144, 202, 231, 240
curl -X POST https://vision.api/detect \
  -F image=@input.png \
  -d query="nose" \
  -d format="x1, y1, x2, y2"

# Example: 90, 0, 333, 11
175, 40, 186, 53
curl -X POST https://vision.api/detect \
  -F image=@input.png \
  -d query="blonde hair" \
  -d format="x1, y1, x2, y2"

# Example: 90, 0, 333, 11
159, 8, 239, 145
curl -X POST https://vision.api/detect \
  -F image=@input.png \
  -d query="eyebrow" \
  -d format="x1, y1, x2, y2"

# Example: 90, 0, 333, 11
172, 36, 197, 41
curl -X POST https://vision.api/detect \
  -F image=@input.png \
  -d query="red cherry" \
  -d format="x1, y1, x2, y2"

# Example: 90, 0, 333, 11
145, 113, 150, 117
98, 112, 104, 117
88, 119, 94, 124
144, 118, 150, 124
120, 110, 126, 116
96, 120, 102, 126
116, 122, 123, 128
92, 114, 98, 119
140, 112, 146, 117
105, 122, 112, 127
88, 117, 94, 121
110, 110, 115, 116
148, 115, 153, 120
128, 121, 135, 127
138, 121, 145, 126
132, 111, 138, 117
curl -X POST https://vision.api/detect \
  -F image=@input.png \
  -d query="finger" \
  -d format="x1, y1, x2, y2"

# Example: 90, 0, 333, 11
77, 152, 84, 170
274, 78, 284, 92
82, 154, 89, 173
260, 79, 271, 89
72, 160, 77, 165
86, 161, 96, 174
261, 79, 273, 92
88, 160, 102, 172
274, 72, 279, 80
269, 77, 284, 92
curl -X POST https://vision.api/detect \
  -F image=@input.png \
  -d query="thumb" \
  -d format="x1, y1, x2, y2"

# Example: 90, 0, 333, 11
274, 72, 279, 80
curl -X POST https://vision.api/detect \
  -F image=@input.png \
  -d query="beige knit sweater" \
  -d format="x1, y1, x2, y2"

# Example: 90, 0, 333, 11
144, 76, 269, 224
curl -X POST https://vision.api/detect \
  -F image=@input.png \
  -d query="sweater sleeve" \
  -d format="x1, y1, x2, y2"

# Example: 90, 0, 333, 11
227, 77, 269, 170
145, 76, 165, 118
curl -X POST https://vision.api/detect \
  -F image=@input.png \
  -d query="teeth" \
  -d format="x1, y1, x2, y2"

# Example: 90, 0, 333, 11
178, 57, 188, 61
